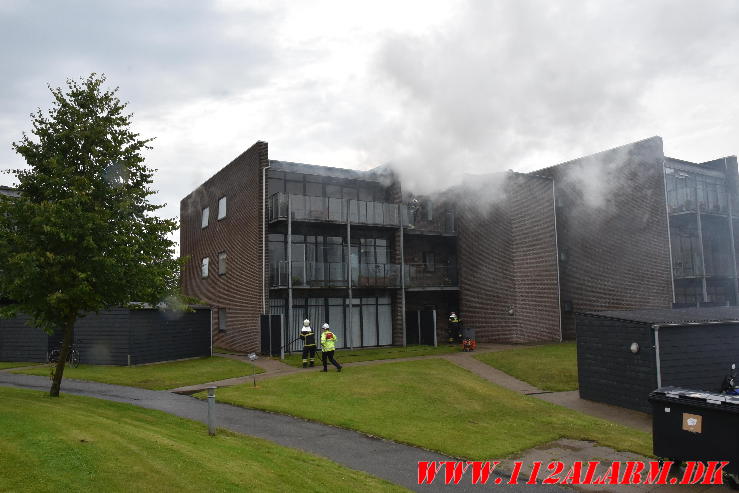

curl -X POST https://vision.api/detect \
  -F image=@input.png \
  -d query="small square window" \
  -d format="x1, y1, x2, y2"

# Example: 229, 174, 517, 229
218, 251, 227, 275
201, 257, 209, 278
218, 196, 227, 220
201, 207, 210, 228
218, 308, 227, 332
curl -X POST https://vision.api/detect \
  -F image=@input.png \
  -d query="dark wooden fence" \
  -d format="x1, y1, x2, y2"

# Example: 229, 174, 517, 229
0, 307, 211, 365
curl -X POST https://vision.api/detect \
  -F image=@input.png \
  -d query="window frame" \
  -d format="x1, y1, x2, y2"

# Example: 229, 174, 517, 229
201, 257, 209, 278
218, 251, 227, 276
217, 196, 227, 220
201, 207, 210, 229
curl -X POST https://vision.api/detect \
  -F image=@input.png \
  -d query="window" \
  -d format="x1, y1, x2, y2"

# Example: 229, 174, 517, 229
218, 308, 227, 332
201, 257, 209, 278
201, 207, 209, 228
218, 252, 227, 275
218, 196, 227, 220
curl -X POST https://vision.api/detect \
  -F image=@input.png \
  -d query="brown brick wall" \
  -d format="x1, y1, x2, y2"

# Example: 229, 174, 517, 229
509, 175, 562, 342
537, 137, 673, 338
456, 186, 518, 342
180, 141, 268, 352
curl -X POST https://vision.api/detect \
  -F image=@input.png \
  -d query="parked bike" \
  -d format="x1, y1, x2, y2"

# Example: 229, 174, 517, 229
47, 344, 80, 368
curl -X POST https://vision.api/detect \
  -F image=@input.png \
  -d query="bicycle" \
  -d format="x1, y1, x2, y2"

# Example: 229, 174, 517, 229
47, 344, 80, 368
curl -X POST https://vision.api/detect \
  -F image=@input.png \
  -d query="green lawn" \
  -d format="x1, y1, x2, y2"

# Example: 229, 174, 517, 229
280, 344, 458, 367
14, 357, 263, 390
0, 362, 41, 370
475, 342, 578, 392
0, 386, 405, 493
201, 359, 651, 459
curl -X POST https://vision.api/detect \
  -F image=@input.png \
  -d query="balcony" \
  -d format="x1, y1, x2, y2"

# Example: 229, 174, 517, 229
268, 193, 456, 234
269, 193, 403, 227
405, 264, 458, 289
270, 261, 458, 289
271, 261, 401, 288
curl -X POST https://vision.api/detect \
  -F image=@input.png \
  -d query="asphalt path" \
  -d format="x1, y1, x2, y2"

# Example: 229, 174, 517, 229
0, 372, 567, 492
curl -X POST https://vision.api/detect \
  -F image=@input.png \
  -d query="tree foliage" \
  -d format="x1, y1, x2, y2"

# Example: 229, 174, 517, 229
0, 74, 180, 396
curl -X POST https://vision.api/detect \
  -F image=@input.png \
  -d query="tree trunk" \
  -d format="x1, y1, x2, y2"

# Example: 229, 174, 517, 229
49, 321, 75, 397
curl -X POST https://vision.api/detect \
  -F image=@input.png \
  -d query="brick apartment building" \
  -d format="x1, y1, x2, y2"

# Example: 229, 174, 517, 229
180, 137, 739, 352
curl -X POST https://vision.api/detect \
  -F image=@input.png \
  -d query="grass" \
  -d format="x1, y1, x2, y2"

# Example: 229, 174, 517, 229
0, 386, 405, 493
0, 362, 41, 370
200, 359, 651, 459
279, 344, 459, 367
14, 356, 264, 390
475, 342, 578, 392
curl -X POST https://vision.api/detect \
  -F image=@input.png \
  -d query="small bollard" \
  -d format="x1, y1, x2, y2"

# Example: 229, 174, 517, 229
207, 386, 216, 436
248, 353, 258, 387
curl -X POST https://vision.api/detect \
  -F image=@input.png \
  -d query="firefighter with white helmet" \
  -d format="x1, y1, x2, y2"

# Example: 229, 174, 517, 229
320, 323, 342, 372
300, 319, 317, 368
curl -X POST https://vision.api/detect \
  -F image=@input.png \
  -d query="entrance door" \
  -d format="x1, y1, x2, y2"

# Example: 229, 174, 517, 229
405, 310, 436, 346
419, 310, 437, 346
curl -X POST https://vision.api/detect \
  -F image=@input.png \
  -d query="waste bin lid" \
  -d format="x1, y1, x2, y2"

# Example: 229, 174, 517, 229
650, 386, 739, 408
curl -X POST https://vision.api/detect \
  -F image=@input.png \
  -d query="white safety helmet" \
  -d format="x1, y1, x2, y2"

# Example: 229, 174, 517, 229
322, 323, 330, 330
303, 319, 311, 327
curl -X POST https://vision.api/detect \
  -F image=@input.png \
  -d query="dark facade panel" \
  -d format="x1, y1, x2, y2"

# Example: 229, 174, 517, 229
130, 308, 211, 365
576, 314, 657, 413
0, 308, 211, 365
659, 323, 739, 391
75, 309, 131, 365
0, 315, 48, 362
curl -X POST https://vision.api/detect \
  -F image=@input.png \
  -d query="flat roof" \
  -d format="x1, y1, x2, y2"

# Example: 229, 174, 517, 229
269, 160, 386, 182
578, 306, 739, 325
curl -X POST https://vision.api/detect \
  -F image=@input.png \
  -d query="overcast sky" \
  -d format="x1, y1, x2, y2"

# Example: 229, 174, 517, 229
2, 0, 739, 237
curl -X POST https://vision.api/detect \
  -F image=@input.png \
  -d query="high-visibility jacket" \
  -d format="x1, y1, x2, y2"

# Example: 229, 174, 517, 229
300, 327, 316, 346
321, 330, 337, 351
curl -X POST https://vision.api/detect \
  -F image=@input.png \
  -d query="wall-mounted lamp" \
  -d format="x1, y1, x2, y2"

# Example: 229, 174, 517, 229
630, 342, 640, 354
507, 305, 515, 316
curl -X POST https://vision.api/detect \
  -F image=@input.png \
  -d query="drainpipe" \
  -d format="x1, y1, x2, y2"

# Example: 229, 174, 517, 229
653, 324, 662, 388
286, 195, 291, 360
552, 180, 563, 342
346, 199, 353, 350
400, 207, 406, 348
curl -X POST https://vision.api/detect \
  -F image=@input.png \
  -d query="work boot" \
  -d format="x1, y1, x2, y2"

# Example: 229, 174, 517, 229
302, 362, 307, 368
337, 366, 342, 372
309, 361, 314, 367
321, 368, 328, 372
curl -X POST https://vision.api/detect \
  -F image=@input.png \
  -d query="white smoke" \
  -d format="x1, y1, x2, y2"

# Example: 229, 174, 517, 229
360, 0, 739, 197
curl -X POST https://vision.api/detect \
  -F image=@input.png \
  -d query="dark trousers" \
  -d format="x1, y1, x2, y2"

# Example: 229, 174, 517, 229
302, 345, 316, 366
322, 350, 341, 370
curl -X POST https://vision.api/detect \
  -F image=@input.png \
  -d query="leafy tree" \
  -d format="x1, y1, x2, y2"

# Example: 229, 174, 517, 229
0, 74, 180, 396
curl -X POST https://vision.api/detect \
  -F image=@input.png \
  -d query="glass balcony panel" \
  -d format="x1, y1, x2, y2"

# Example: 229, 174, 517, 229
328, 197, 344, 222
348, 200, 358, 223
309, 196, 327, 220
384, 203, 398, 226
373, 202, 384, 224
357, 200, 367, 224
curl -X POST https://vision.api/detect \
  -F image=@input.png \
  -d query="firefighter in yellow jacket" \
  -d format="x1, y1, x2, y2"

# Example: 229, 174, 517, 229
320, 323, 342, 372
299, 319, 316, 368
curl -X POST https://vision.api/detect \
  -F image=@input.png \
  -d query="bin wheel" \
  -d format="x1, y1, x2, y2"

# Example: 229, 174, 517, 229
724, 473, 739, 490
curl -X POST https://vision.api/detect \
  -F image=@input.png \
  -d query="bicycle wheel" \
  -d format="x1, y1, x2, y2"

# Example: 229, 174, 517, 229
69, 350, 80, 368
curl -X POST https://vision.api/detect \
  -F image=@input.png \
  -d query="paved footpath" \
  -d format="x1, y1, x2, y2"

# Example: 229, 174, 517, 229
0, 372, 564, 493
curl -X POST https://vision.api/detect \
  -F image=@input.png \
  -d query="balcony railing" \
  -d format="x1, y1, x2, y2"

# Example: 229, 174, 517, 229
268, 193, 456, 233
405, 264, 458, 288
271, 261, 401, 288
270, 261, 458, 288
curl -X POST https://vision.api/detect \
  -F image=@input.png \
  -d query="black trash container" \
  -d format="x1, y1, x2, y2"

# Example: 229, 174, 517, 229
649, 386, 739, 478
